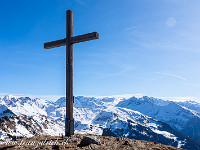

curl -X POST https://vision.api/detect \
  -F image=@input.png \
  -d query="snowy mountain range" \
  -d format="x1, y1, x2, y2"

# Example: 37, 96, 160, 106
0, 95, 200, 149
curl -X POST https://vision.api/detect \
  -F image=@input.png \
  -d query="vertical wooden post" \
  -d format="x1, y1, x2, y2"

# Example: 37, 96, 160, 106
65, 10, 74, 136
44, 10, 99, 136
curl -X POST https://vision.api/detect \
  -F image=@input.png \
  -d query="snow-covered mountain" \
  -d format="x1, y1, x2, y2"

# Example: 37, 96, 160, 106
178, 100, 200, 116
0, 115, 64, 142
116, 96, 200, 140
0, 95, 54, 116
0, 96, 15, 118
0, 95, 200, 149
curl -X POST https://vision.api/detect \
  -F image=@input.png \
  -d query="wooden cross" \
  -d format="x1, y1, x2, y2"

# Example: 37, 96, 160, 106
44, 10, 99, 136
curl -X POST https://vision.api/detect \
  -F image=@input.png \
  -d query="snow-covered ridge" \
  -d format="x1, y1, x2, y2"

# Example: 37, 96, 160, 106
0, 115, 64, 139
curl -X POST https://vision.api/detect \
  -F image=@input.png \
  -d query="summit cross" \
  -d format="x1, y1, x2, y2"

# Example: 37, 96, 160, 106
44, 10, 99, 136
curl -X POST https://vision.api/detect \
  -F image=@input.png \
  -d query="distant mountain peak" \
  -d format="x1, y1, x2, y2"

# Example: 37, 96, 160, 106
3, 94, 18, 100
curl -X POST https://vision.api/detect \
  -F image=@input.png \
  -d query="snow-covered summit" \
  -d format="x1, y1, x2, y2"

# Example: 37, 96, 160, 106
0, 95, 55, 117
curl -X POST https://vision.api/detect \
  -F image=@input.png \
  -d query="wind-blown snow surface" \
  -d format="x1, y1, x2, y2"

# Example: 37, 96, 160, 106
0, 95, 200, 149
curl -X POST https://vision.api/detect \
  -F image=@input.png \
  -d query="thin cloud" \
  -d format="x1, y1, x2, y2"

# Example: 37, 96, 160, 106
99, 68, 134, 79
125, 24, 148, 31
80, 61, 101, 65
74, 0, 85, 5
98, 70, 126, 79
125, 22, 162, 31
155, 72, 187, 81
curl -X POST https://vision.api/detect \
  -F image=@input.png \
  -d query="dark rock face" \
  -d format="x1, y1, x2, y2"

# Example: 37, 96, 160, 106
52, 145, 59, 150
78, 136, 101, 147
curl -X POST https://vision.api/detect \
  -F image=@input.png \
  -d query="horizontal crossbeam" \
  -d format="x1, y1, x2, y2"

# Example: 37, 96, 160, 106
70, 32, 99, 44
44, 32, 99, 49
44, 39, 66, 49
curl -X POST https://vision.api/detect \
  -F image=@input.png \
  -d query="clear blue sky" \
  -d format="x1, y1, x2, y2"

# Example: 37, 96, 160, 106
0, 0, 200, 100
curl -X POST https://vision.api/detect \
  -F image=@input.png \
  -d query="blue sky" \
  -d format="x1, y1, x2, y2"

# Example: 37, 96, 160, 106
0, 0, 200, 101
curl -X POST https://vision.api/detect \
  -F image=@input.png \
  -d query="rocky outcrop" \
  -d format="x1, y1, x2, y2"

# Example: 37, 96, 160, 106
0, 134, 183, 150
